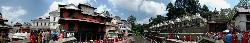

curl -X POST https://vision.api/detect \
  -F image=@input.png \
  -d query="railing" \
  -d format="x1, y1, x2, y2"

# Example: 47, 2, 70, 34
159, 33, 205, 35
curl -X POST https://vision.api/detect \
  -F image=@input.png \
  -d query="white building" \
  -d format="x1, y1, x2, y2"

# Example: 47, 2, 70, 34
49, 10, 60, 30
106, 16, 120, 39
234, 8, 250, 31
118, 20, 131, 36
31, 11, 61, 30
31, 17, 50, 30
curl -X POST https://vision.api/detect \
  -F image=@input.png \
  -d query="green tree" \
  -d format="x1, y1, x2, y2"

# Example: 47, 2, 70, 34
174, 0, 185, 17
200, 5, 211, 19
103, 11, 111, 17
148, 15, 166, 26
127, 15, 136, 31
201, 5, 209, 12
184, 0, 201, 15
174, 0, 201, 16
166, 0, 202, 19
220, 8, 236, 20
166, 2, 176, 20
227, 9, 236, 20
235, 0, 250, 9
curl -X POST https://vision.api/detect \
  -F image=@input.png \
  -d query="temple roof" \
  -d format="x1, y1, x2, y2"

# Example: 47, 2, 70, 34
14, 22, 22, 26
236, 8, 250, 13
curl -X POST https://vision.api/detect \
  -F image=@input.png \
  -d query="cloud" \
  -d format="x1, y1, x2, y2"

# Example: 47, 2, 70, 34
66, 0, 90, 5
140, 1, 166, 15
170, 0, 230, 11
108, 0, 166, 15
108, 0, 167, 24
1, 6, 27, 23
108, 0, 142, 11
40, 1, 60, 18
199, 0, 231, 10
40, 0, 90, 18
170, 0, 176, 3
96, 5, 111, 13
137, 18, 150, 24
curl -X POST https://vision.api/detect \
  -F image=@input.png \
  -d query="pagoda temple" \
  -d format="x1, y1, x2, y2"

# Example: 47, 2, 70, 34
58, 3, 113, 42
0, 12, 12, 43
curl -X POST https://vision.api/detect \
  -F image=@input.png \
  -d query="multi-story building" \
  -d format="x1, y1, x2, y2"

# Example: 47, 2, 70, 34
12, 22, 30, 33
207, 9, 228, 32
30, 10, 60, 31
107, 16, 120, 32
49, 10, 60, 31
105, 16, 120, 40
20, 22, 31, 32
12, 22, 22, 32
234, 8, 250, 31
30, 17, 50, 30
118, 20, 131, 37
58, 3, 113, 42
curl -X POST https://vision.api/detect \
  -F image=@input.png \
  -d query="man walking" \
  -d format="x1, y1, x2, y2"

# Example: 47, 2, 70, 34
42, 30, 50, 43
237, 32, 242, 43
224, 32, 232, 43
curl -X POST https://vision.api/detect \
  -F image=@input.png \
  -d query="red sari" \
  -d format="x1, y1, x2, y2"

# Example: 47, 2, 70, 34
242, 32, 248, 43
29, 35, 36, 43
232, 33, 237, 43
187, 35, 192, 41
95, 40, 100, 43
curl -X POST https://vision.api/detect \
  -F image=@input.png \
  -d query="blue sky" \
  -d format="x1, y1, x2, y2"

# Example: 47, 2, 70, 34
0, 0, 239, 24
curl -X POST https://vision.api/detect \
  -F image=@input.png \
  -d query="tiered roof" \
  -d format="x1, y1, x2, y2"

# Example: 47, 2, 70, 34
59, 3, 113, 25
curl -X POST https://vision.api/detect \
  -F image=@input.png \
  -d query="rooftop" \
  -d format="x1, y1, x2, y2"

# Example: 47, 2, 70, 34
237, 8, 250, 13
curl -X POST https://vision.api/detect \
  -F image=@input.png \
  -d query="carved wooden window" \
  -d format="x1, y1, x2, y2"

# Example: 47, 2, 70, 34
63, 10, 69, 18
247, 15, 250, 21
247, 22, 250, 31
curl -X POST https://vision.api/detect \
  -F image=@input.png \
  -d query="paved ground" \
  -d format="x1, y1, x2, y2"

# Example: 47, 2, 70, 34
133, 35, 151, 43
8, 37, 76, 43
8, 35, 154, 43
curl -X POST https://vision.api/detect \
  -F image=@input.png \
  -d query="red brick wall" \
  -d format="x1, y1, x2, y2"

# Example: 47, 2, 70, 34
64, 22, 69, 30
73, 21, 78, 32
63, 10, 69, 18
61, 9, 105, 23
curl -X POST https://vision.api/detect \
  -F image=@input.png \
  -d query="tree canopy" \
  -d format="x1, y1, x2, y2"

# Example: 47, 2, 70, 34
235, 0, 250, 9
167, 0, 205, 19
127, 15, 137, 32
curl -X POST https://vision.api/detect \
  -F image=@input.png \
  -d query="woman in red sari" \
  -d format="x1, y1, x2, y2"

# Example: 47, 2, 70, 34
232, 32, 238, 43
242, 32, 248, 43
29, 32, 36, 43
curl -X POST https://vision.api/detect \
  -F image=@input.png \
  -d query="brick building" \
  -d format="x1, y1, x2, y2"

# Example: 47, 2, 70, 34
58, 3, 113, 42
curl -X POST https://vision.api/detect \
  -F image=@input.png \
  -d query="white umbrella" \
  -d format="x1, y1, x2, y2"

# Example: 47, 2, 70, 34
223, 29, 230, 32
164, 22, 168, 25
176, 18, 181, 22
170, 21, 174, 24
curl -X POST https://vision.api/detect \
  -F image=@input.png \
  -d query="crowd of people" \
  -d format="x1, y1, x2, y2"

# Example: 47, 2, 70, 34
28, 30, 64, 43
0, 31, 10, 43
206, 31, 250, 43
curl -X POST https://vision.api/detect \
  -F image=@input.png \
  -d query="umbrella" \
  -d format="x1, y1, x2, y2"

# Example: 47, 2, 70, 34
223, 29, 230, 32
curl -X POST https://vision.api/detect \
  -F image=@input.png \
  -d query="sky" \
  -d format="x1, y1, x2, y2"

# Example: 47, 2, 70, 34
0, 0, 240, 24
